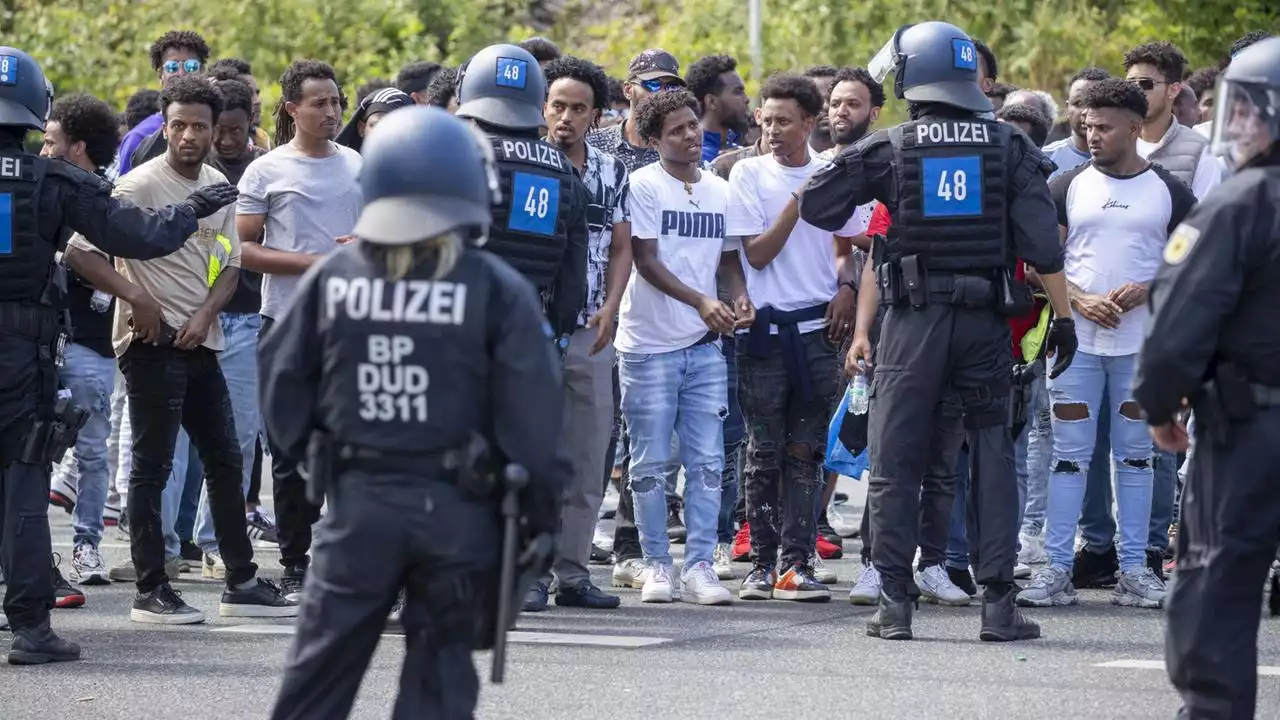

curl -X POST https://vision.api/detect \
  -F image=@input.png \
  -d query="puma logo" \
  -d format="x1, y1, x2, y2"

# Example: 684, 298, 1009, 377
689, 199, 701, 209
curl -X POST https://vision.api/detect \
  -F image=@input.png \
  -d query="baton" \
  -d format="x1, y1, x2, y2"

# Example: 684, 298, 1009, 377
491, 463, 529, 683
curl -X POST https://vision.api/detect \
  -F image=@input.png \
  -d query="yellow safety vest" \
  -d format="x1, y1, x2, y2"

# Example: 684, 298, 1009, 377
1021, 300, 1052, 362
207, 234, 233, 288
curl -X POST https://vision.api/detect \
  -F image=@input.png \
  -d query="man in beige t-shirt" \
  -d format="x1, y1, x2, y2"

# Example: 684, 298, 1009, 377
64, 75, 294, 625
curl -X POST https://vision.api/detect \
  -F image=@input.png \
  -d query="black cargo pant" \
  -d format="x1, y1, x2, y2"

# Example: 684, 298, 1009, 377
1166, 409, 1280, 720
260, 316, 321, 572
737, 330, 841, 570
868, 302, 1015, 599
270, 472, 499, 720
120, 343, 256, 592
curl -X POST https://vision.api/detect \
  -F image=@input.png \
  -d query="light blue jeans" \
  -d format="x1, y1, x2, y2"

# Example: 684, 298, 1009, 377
619, 343, 726, 569
194, 313, 260, 552
53, 343, 118, 547
1044, 352, 1153, 573
1019, 372, 1051, 537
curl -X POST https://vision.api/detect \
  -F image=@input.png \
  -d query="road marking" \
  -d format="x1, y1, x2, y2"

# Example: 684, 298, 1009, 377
1095, 660, 1280, 677
210, 625, 671, 648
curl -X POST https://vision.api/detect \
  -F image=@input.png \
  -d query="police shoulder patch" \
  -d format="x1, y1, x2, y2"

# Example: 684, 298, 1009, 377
1164, 223, 1201, 265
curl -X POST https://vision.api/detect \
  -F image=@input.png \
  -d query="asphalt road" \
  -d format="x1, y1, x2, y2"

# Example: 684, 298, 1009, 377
3, 477, 1279, 720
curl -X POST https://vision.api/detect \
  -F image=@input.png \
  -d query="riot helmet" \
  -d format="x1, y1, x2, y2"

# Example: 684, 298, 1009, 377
353, 106, 500, 246
0, 48, 53, 132
868, 22, 991, 113
1211, 36, 1280, 168
454, 44, 547, 131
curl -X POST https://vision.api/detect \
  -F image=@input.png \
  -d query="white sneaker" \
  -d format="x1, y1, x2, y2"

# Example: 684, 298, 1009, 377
1016, 565, 1079, 607
810, 553, 837, 584
611, 558, 648, 589
71, 542, 110, 586
640, 562, 674, 603
1113, 567, 1167, 609
682, 561, 732, 605
593, 525, 614, 553
202, 552, 227, 580
848, 563, 881, 606
712, 543, 735, 580
827, 501, 861, 538
915, 564, 972, 606
1015, 562, 1033, 579
1018, 533, 1048, 565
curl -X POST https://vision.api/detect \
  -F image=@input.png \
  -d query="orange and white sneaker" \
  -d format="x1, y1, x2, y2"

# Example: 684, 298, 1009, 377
774, 564, 832, 602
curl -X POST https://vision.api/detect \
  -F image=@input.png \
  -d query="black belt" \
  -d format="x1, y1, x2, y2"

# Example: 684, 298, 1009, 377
337, 444, 462, 478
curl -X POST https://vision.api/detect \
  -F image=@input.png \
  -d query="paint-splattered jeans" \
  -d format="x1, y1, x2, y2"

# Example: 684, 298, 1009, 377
737, 330, 841, 570
1045, 351, 1153, 574
618, 342, 726, 569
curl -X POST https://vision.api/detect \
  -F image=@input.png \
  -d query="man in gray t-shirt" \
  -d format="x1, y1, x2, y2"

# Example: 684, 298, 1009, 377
236, 143, 363, 319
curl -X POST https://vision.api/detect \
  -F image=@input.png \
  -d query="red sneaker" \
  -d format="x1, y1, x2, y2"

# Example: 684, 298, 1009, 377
49, 489, 74, 513
817, 535, 844, 560
732, 523, 751, 562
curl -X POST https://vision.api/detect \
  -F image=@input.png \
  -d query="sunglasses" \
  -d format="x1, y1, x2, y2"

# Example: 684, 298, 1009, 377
162, 59, 202, 75
636, 78, 683, 93
1127, 77, 1168, 92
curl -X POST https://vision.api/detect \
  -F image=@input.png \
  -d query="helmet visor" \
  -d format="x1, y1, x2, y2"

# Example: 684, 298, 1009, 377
1211, 79, 1278, 169
868, 36, 900, 85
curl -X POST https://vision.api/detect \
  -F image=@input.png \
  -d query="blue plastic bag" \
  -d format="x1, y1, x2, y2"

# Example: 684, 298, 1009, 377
825, 383, 869, 479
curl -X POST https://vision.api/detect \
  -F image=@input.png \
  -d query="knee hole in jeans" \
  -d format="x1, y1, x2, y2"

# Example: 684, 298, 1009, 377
785, 442, 815, 463
1121, 457, 1150, 470
1118, 401, 1144, 422
629, 476, 663, 494
687, 464, 722, 490
1053, 402, 1089, 422
1053, 460, 1082, 474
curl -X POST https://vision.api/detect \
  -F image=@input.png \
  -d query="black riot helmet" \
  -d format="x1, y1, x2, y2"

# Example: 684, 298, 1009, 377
454, 44, 548, 131
868, 22, 992, 113
1212, 36, 1280, 168
0, 48, 53, 132
353, 106, 501, 246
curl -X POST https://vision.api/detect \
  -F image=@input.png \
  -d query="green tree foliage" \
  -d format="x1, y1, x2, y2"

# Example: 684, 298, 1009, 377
3, 0, 1274, 119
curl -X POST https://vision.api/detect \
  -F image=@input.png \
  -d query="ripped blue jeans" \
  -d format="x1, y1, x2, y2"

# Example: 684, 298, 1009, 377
619, 342, 726, 569
1045, 351, 1154, 574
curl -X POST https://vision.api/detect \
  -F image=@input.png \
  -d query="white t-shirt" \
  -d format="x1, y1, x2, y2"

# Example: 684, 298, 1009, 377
1050, 163, 1196, 356
615, 164, 733, 354
726, 153, 870, 335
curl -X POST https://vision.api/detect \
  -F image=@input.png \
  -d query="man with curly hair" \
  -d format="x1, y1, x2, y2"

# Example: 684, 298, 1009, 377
65, 75, 296, 624
115, 30, 211, 177
685, 55, 749, 163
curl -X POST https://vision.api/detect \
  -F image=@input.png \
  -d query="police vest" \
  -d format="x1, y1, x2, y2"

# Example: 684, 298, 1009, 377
0, 153, 56, 303
887, 119, 1011, 272
315, 248, 491, 455
485, 134, 574, 292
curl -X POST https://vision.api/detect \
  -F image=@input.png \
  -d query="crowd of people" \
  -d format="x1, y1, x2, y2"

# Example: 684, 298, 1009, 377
1, 22, 1273, 652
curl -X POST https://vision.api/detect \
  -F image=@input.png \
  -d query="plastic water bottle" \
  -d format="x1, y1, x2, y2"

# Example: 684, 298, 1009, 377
848, 362, 869, 415
89, 290, 112, 313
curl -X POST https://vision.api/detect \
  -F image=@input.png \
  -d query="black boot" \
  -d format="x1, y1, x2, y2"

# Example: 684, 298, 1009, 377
866, 592, 914, 640
8, 621, 81, 665
980, 584, 1041, 642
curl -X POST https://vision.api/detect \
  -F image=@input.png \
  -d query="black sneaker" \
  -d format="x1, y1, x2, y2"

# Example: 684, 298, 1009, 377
522, 582, 549, 612
589, 544, 612, 565
8, 621, 80, 665
130, 584, 205, 625
556, 581, 621, 609
1146, 549, 1165, 581
947, 566, 979, 597
774, 564, 832, 602
180, 540, 202, 562
1072, 546, 1119, 589
246, 511, 280, 544
220, 578, 299, 618
666, 504, 687, 543
817, 511, 841, 546
51, 556, 85, 609
866, 592, 915, 640
739, 564, 776, 600
281, 566, 306, 603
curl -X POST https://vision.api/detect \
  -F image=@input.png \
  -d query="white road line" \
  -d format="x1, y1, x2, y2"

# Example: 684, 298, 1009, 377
209, 624, 671, 648
1095, 660, 1280, 677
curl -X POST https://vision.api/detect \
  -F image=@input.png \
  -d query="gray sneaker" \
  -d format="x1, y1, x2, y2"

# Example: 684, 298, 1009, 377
71, 542, 109, 586
1015, 565, 1078, 607
1112, 567, 1167, 609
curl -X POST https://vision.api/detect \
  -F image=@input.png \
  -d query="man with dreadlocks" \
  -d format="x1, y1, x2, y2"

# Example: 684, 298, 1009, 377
235, 59, 363, 603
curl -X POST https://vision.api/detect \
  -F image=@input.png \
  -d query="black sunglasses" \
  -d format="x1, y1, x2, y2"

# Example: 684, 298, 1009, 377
1128, 77, 1169, 92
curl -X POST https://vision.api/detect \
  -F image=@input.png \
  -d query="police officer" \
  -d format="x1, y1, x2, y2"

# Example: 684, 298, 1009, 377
0, 48, 237, 664
1133, 37, 1280, 720
262, 106, 565, 720
797, 22, 1079, 642
454, 43, 589, 344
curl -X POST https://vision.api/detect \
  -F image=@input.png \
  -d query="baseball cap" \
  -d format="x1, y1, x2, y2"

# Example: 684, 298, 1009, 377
628, 49, 684, 84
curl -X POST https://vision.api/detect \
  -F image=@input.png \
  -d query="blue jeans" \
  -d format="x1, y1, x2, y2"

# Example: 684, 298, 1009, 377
1019, 372, 1051, 536
53, 343, 117, 547
195, 313, 260, 552
717, 334, 744, 543
619, 343, 726, 569
1045, 352, 1153, 573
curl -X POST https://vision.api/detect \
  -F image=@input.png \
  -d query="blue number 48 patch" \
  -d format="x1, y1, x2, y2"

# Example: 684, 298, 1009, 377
952, 39, 977, 71
921, 156, 982, 218
508, 172, 560, 236
495, 57, 528, 90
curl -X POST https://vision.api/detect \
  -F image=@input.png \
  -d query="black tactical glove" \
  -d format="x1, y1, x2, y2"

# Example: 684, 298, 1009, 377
180, 182, 239, 219
1044, 317, 1078, 379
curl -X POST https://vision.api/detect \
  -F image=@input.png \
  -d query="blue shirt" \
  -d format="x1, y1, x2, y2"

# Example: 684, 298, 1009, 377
1043, 137, 1091, 181
702, 129, 740, 164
